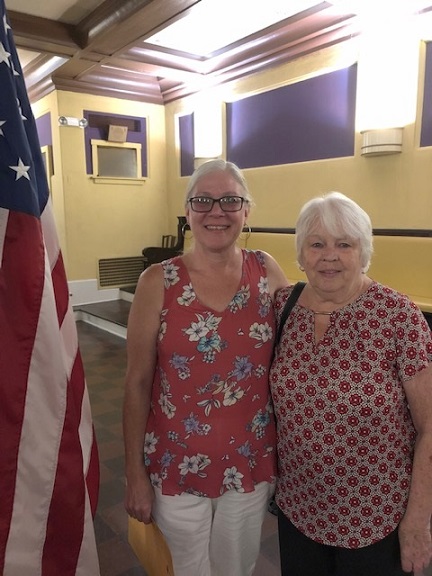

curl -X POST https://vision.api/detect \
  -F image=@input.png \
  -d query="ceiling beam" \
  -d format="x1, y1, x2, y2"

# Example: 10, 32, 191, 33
8, 11, 77, 57
73, 0, 201, 55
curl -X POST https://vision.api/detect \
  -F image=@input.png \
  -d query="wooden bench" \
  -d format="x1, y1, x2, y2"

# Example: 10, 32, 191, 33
182, 225, 431, 323
239, 230, 432, 314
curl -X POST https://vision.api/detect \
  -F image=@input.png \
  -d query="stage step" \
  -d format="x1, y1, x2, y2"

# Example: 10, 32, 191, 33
74, 299, 131, 338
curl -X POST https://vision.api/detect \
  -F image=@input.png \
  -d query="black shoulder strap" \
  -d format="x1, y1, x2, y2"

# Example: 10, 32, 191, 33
275, 281, 306, 349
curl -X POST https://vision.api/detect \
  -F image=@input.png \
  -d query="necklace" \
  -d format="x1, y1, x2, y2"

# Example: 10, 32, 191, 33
311, 310, 333, 316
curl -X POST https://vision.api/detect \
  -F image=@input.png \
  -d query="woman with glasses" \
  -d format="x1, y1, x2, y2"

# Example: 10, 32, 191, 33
123, 159, 288, 576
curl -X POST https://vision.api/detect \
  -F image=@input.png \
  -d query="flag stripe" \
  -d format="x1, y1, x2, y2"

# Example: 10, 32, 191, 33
0, 1, 100, 573
40, 201, 100, 573
76, 497, 101, 576
4, 232, 71, 575
43, 353, 87, 576
0, 211, 44, 572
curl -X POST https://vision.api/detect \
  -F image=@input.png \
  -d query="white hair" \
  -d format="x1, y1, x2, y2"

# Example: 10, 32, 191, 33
295, 191, 373, 272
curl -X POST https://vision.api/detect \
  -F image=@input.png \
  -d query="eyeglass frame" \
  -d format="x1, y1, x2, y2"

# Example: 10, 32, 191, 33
188, 195, 248, 213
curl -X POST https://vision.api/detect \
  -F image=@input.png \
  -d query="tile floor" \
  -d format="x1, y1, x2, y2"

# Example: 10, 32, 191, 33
77, 310, 280, 576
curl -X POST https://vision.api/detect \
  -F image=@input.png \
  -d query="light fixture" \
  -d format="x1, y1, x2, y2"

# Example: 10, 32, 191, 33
360, 128, 403, 156
193, 96, 223, 163
145, 0, 318, 57
355, 1, 420, 138
58, 116, 88, 128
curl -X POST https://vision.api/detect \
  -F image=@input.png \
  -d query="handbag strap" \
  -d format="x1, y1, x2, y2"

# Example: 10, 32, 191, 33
274, 281, 306, 349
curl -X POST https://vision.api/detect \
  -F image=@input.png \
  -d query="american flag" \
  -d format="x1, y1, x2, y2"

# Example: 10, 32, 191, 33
0, 2, 100, 574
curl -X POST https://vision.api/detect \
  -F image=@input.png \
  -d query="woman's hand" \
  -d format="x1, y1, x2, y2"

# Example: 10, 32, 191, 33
398, 518, 432, 573
125, 468, 155, 524
400, 365, 432, 573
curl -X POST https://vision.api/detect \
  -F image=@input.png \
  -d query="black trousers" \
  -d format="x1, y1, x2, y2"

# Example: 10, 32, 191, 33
278, 509, 412, 576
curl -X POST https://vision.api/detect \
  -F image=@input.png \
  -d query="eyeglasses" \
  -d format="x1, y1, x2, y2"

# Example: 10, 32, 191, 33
188, 196, 246, 213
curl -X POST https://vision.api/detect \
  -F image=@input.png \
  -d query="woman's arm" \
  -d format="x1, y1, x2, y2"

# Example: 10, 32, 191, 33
262, 251, 290, 299
123, 264, 164, 524
399, 363, 432, 573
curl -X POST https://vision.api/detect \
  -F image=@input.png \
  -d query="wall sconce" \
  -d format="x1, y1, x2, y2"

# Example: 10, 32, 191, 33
361, 127, 403, 157
354, 2, 419, 159
58, 116, 88, 128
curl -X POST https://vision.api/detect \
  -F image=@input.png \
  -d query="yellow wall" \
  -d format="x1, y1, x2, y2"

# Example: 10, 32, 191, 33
32, 39, 432, 286
34, 91, 169, 281
32, 92, 67, 258
165, 42, 432, 233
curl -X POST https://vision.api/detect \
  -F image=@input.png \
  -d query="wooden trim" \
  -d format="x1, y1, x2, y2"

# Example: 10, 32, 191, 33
372, 229, 432, 237
247, 227, 432, 238
8, 11, 77, 55
180, 224, 432, 238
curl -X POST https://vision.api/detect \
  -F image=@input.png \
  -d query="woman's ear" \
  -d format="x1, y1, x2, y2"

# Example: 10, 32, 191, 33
297, 253, 304, 271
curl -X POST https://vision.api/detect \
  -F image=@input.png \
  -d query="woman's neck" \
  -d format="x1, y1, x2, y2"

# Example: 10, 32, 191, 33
184, 245, 242, 272
303, 276, 372, 314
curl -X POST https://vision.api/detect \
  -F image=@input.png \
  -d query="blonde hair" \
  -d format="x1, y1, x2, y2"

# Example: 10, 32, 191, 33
184, 159, 254, 207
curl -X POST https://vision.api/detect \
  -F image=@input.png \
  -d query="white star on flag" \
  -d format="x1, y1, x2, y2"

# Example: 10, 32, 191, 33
0, 119, 5, 135
16, 98, 26, 120
9, 158, 31, 180
3, 13, 10, 33
0, 40, 10, 65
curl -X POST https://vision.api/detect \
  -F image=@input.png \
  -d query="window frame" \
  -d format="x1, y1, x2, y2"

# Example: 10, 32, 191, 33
40, 144, 53, 194
90, 139, 145, 182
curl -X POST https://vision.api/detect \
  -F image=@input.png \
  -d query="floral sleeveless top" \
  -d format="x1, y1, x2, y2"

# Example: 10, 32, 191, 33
144, 250, 277, 497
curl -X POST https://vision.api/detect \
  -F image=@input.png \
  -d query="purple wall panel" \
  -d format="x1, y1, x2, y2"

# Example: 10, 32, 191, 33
226, 65, 357, 169
83, 111, 147, 176
420, 41, 432, 147
179, 113, 194, 176
35, 112, 52, 147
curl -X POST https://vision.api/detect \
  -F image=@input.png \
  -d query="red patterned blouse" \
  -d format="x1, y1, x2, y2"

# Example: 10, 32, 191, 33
270, 282, 432, 548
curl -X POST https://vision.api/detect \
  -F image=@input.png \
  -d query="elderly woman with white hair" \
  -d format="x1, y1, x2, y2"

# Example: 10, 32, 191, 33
270, 192, 432, 576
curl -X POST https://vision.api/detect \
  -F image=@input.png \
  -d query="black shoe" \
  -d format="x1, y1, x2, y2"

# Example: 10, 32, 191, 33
268, 498, 278, 516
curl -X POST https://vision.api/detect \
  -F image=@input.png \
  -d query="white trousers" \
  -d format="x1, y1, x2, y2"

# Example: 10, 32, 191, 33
152, 481, 274, 576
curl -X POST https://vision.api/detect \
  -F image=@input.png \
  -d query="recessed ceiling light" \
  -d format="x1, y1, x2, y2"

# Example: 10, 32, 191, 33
146, 0, 319, 57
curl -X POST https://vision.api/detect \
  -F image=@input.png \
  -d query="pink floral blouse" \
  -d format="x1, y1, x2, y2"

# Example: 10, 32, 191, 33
270, 282, 432, 548
145, 250, 277, 497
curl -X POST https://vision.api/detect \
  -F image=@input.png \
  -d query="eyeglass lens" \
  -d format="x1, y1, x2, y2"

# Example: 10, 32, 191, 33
189, 196, 244, 212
